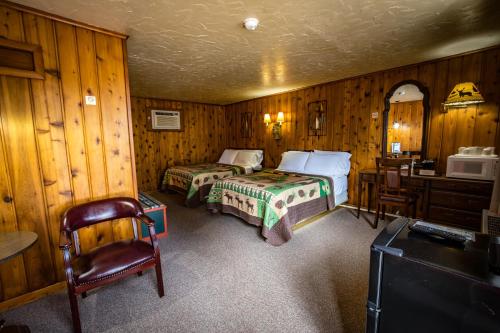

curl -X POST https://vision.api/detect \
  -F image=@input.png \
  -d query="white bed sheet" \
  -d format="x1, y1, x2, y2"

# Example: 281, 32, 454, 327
277, 169, 347, 196
335, 191, 348, 206
332, 175, 348, 196
307, 173, 348, 205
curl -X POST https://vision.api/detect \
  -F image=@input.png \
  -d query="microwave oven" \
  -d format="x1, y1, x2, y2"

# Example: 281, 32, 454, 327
446, 155, 498, 181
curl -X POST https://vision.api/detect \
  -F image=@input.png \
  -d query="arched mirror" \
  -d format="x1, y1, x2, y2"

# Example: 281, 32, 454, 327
382, 80, 430, 160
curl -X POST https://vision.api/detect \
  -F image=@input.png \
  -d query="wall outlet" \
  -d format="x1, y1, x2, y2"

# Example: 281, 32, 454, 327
371, 112, 378, 119
85, 95, 97, 106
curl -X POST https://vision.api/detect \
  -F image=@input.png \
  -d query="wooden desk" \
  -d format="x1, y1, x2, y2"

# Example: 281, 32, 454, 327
357, 169, 493, 231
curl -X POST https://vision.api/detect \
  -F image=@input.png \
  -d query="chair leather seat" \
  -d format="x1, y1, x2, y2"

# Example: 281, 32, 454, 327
72, 240, 155, 285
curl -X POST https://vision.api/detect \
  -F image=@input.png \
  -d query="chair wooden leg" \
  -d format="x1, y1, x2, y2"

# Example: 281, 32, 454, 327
68, 291, 82, 333
155, 258, 165, 297
81, 291, 87, 299
374, 203, 380, 229
412, 203, 417, 219
382, 205, 386, 221
137, 271, 143, 277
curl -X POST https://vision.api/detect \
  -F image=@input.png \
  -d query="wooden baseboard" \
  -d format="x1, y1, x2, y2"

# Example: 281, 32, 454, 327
0, 281, 66, 313
292, 205, 343, 231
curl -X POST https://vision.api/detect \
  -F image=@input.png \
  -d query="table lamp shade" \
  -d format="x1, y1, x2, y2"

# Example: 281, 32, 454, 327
444, 82, 485, 107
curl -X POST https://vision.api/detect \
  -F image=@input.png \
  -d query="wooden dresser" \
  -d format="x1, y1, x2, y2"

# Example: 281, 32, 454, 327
357, 169, 493, 231
423, 176, 493, 230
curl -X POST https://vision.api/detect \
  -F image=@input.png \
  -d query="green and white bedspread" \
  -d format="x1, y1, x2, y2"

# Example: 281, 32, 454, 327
207, 169, 335, 245
162, 163, 245, 207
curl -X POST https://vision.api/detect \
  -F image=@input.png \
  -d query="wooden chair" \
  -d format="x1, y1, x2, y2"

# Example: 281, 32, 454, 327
374, 158, 417, 228
59, 197, 164, 333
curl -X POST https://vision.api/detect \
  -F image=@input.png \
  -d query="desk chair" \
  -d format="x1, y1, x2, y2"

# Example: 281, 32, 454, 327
374, 158, 417, 228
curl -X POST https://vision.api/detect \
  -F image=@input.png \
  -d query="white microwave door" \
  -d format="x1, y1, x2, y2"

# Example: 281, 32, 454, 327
448, 159, 490, 180
452, 160, 485, 176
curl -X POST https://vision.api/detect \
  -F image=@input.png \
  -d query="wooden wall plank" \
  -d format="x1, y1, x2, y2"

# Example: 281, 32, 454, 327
76, 27, 111, 249
22, 12, 71, 282
56, 22, 99, 252
476, 49, 500, 148
95, 32, 134, 241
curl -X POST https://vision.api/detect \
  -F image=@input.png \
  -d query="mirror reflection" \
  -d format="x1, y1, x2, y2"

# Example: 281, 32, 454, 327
386, 84, 424, 159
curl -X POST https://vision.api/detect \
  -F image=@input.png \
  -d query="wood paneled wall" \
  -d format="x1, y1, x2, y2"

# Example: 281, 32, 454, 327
0, 4, 136, 303
226, 47, 500, 207
131, 97, 226, 191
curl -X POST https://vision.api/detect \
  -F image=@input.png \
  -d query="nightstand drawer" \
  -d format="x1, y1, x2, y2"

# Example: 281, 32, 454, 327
429, 190, 490, 212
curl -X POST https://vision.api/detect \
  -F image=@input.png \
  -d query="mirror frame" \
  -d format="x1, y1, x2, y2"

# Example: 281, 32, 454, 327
382, 80, 431, 159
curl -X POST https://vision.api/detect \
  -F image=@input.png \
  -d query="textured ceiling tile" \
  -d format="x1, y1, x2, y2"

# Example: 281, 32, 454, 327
13, 0, 500, 104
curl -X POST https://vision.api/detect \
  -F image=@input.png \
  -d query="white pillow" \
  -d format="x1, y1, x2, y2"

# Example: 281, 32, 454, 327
233, 151, 257, 167
314, 150, 352, 160
233, 150, 263, 168
218, 149, 239, 164
305, 153, 351, 176
243, 150, 264, 166
277, 151, 311, 173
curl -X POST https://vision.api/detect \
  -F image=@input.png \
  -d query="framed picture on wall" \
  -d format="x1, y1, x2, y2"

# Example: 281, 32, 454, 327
241, 112, 253, 138
307, 100, 327, 137
147, 108, 184, 131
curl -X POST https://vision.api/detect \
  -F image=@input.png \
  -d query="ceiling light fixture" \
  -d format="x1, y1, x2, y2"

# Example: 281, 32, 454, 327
243, 17, 259, 31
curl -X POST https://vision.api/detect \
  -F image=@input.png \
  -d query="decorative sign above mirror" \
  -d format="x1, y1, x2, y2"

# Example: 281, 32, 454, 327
382, 80, 430, 160
308, 100, 327, 137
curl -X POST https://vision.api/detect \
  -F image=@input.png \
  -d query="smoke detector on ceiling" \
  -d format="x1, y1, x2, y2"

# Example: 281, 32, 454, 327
243, 17, 259, 31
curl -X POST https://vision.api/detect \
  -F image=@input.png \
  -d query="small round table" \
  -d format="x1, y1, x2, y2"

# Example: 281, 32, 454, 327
0, 231, 38, 333
0, 231, 38, 264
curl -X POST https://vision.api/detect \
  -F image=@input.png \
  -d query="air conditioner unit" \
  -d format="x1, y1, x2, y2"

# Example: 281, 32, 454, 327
150, 110, 181, 130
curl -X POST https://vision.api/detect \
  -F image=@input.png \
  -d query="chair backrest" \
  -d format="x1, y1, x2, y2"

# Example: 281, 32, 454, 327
61, 197, 144, 232
376, 158, 413, 195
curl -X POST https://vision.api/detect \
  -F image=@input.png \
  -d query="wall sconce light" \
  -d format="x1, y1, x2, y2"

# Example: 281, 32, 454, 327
263, 112, 285, 140
276, 111, 285, 125
443, 82, 485, 110
264, 113, 271, 126
393, 121, 400, 129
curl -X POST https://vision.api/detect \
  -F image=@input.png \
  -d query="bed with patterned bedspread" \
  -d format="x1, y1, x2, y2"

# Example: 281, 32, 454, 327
206, 169, 335, 245
161, 163, 246, 207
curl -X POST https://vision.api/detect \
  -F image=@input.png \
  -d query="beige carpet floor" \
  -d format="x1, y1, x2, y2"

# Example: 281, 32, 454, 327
2, 192, 386, 333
